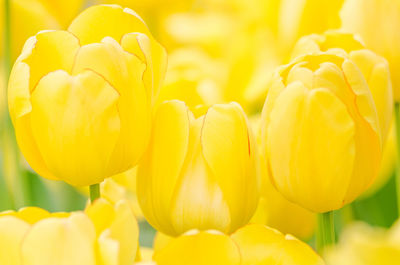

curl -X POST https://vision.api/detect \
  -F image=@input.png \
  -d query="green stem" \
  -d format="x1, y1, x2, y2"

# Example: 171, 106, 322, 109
394, 103, 400, 216
89, 184, 100, 203
316, 211, 335, 254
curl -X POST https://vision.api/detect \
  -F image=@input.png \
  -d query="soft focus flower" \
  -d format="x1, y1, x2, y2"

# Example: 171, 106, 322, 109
137, 100, 259, 236
156, 48, 225, 109
0, 199, 138, 265
8, 5, 167, 186
261, 53, 382, 212
292, 31, 393, 144
325, 221, 400, 265
101, 168, 145, 220
0, 0, 83, 60
152, 224, 325, 265
341, 0, 400, 101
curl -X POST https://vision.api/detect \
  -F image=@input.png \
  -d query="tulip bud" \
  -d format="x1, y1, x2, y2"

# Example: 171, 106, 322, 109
292, 31, 393, 144
0, 199, 138, 265
341, 0, 400, 101
8, 5, 167, 186
137, 100, 259, 236
260, 53, 382, 212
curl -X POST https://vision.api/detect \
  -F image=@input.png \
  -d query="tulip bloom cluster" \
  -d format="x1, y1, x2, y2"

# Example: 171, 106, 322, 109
3, 0, 399, 264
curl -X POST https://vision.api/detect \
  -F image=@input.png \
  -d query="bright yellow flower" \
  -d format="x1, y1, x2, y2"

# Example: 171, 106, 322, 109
341, 0, 400, 101
292, 31, 393, 144
137, 100, 259, 236
325, 221, 400, 265
8, 4, 167, 186
0, 0, 83, 60
152, 224, 324, 265
0, 199, 138, 265
156, 48, 225, 109
260, 53, 382, 213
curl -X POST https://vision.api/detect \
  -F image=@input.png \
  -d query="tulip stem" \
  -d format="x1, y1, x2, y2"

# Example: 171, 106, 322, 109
316, 211, 335, 254
89, 184, 100, 203
394, 102, 400, 216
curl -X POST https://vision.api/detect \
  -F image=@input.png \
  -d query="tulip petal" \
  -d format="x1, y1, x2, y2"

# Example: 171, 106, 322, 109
0, 216, 30, 265
121, 33, 167, 103
153, 230, 241, 265
72, 37, 149, 175
268, 82, 356, 212
201, 103, 258, 232
30, 70, 120, 186
231, 224, 324, 265
21, 213, 96, 265
137, 100, 190, 234
68, 4, 150, 46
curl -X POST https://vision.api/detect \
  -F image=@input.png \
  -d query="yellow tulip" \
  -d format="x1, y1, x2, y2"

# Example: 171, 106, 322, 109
0, 199, 138, 265
260, 53, 382, 212
156, 48, 225, 109
152, 224, 324, 265
325, 221, 400, 265
341, 0, 400, 101
0, 0, 83, 60
137, 100, 259, 236
292, 31, 393, 144
8, 4, 167, 186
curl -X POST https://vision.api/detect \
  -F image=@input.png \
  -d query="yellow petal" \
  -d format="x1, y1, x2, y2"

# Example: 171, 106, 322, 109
267, 81, 356, 212
0, 216, 30, 265
15, 207, 51, 224
21, 213, 96, 265
121, 33, 167, 104
153, 230, 241, 265
68, 4, 150, 46
30, 70, 120, 186
72, 37, 150, 175
137, 100, 190, 235
231, 224, 324, 265
201, 102, 259, 231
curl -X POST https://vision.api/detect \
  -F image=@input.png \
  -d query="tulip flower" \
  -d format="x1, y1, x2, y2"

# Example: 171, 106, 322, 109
0, 199, 138, 265
260, 53, 382, 213
292, 31, 393, 144
8, 4, 167, 186
325, 221, 400, 265
152, 224, 325, 265
137, 100, 259, 236
0, 0, 83, 60
341, 0, 400, 101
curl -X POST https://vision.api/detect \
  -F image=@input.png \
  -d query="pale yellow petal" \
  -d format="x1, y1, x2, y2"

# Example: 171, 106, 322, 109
137, 100, 190, 235
153, 230, 241, 265
30, 70, 120, 186
21, 213, 96, 265
0, 216, 30, 265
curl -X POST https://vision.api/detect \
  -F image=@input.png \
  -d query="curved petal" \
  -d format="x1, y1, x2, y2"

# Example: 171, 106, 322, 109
68, 4, 150, 45
121, 33, 168, 103
231, 224, 324, 265
137, 100, 190, 235
201, 102, 259, 231
21, 213, 96, 265
30, 70, 120, 186
267, 82, 356, 212
0, 216, 30, 265
153, 230, 241, 265
72, 37, 150, 175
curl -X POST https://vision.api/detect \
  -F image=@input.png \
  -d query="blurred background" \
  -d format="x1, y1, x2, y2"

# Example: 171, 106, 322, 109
0, 0, 398, 253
